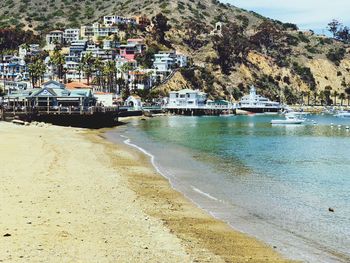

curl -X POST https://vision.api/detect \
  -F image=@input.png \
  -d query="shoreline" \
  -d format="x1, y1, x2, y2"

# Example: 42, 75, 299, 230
107, 115, 350, 263
0, 121, 292, 262
97, 123, 294, 262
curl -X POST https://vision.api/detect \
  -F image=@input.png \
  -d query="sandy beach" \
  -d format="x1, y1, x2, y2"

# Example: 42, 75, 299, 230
0, 121, 293, 262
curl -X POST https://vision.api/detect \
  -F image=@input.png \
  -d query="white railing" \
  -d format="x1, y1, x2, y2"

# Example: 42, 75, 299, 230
164, 104, 237, 110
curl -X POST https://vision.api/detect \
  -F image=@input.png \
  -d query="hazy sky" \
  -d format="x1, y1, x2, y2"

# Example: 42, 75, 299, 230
222, 0, 350, 34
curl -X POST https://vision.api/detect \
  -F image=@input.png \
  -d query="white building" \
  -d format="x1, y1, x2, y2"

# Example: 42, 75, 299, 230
81, 43, 113, 60
94, 92, 114, 106
167, 89, 207, 108
92, 23, 118, 39
103, 15, 136, 26
0, 56, 28, 80
63, 28, 80, 44
153, 51, 188, 73
18, 44, 41, 59
80, 25, 94, 39
46, 30, 64, 45
125, 95, 142, 110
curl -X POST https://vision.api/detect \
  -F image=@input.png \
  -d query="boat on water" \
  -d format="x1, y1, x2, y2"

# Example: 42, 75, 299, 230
334, 110, 350, 118
238, 86, 283, 114
271, 113, 305, 125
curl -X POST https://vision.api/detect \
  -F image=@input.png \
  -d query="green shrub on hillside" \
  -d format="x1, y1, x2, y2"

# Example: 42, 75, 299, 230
326, 48, 346, 65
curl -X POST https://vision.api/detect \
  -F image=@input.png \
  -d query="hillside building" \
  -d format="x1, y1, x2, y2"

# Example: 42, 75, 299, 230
46, 30, 64, 45
63, 28, 80, 44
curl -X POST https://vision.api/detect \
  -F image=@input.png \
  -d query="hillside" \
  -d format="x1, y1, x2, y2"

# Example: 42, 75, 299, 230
1, 0, 350, 103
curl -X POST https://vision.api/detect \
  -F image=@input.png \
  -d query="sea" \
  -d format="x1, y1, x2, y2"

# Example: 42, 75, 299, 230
106, 114, 350, 263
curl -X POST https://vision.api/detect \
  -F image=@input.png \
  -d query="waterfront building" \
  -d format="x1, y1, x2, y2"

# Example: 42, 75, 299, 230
125, 95, 142, 110
5, 80, 95, 107
94, 92, 114, 106
65, 82, 91, 90
167, 89, 207, 108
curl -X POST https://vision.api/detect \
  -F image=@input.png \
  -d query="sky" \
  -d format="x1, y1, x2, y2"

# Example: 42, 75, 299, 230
222, 0, 350, 34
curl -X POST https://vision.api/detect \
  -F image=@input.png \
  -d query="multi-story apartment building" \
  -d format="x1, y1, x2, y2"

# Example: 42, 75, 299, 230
63, 28, 80, 44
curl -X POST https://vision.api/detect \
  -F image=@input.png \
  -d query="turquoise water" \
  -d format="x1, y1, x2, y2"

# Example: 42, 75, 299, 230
107, 114, 350, 262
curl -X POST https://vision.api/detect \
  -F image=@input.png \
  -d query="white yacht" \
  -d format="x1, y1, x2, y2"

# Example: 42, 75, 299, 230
238, 86, 283, 113
271, 113, 305, 125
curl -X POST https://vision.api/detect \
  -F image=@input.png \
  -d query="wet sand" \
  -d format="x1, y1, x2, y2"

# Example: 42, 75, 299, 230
0, 122, 294, 262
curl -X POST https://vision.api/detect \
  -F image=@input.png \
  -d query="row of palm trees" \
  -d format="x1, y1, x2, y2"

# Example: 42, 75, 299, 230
27, 51, 139, 96
300, 89, 350, 106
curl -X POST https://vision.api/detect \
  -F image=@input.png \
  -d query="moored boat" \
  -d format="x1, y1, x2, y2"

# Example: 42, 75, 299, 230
271, 113, 305, 125
238, 86, 283, 114
334, 110, 350, 118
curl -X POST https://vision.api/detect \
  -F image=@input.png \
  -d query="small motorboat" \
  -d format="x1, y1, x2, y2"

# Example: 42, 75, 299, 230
334, 110, 350, 118
271, 114, 305, 125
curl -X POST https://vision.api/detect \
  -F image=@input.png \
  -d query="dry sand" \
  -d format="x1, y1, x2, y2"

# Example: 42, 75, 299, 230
0, 122, 294, 262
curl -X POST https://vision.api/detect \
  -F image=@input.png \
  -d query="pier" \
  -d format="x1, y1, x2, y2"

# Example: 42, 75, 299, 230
165, 105, 236, 116
1, 104, 120, 128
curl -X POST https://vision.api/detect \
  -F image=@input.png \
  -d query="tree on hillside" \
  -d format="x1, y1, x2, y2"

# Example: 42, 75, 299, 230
0, 28, 39, 50
250, 21, 282, 55
152, 13, 171, 46
292, 63, 316, 91
336, 26, 350, 42
213, 22, 251, 75
326, 48, 346, 66
327, 20, 342, 38
136, 44, 160, 69
183, 20, 210, 50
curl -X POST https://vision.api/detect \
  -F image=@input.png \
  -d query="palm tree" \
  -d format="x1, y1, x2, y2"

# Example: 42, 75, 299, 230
104, 60, 117, 93
29, 59, 47, 88
50, 50, 65, 81
93, 57, 104, 90
319, 91, 326, 106
324, 86, 332, 105
81, 52, 94, 86
339, 93, 346, 106
305, 91, 311, 106
77, 62, 84, 83
332, 90, 339, 105
345, 87, 350, 106
119, 62, 134, 97
313, 91, 318, 106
